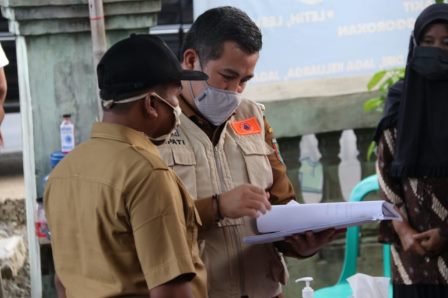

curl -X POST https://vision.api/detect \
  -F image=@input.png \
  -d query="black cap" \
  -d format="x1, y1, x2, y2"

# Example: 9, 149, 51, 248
97, 34, 207, 101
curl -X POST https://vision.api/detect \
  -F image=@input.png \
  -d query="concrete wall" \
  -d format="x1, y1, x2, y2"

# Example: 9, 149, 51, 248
244, 75, 382, 138
1, 0, 161, 197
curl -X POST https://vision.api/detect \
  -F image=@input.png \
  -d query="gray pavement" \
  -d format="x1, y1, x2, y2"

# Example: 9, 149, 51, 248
0, 152, 24, 200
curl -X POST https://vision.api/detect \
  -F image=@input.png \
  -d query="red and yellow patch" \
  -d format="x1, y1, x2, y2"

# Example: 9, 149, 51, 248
230, 117, 262, 135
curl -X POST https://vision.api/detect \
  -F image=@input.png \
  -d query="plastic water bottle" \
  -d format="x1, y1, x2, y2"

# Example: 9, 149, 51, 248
38, 151, 64, 241
295, 277, 314, 298
42, 151, 65, 187
60, 114, 75, 153
35, 197, 49, 239
50, 151, 65, 168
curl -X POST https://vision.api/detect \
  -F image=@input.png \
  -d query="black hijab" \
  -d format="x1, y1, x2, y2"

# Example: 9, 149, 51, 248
374, 3, 448, 177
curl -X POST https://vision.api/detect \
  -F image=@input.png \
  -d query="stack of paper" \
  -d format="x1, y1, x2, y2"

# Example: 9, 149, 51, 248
243, 200, 401, 245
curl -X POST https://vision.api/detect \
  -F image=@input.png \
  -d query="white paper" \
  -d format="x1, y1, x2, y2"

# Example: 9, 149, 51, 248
347, 273, 390, 298
243, 201, 401, 245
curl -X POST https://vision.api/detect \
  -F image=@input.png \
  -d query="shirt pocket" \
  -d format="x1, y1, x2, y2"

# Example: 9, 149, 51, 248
233, 135, 274, 189
161, 146, 198, 199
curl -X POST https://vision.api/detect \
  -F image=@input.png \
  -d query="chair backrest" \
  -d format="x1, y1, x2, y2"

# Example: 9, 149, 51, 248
336, 174, 391, 284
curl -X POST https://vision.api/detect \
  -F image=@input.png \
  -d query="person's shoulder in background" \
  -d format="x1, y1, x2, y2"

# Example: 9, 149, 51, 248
0, 43, 9, 68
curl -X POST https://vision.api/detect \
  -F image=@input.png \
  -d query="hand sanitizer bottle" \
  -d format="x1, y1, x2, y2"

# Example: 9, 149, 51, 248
295, 277, 314, 298
60, 114, 75, 153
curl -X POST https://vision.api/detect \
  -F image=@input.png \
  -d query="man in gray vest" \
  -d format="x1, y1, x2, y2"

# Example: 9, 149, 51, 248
159, 6, 336, 298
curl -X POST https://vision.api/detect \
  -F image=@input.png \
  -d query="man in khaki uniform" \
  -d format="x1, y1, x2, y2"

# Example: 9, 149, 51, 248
159, 6, 337, 298
45, 34, 208, 298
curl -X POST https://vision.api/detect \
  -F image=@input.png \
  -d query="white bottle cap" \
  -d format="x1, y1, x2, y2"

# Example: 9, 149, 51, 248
295, 277, 314, 298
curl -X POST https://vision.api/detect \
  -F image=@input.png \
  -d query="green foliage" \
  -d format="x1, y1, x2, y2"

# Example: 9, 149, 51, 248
364, 67, 405, 161
367, 141, 377, 162
435, 0, 445, 3
363, 67, 405, 113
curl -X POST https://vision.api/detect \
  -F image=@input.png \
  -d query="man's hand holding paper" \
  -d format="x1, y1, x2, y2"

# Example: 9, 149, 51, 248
277, 229, 339, 258
244, 200, 401, 245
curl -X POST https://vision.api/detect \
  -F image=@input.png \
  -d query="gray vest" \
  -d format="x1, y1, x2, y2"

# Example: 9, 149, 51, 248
159, 99, 288, 298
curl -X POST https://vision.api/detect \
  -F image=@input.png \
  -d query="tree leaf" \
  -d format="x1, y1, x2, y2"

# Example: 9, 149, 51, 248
367, 70, 387, 90
363, 97, 384, 112
365, 67, 405, 114
367, 141, 377, 161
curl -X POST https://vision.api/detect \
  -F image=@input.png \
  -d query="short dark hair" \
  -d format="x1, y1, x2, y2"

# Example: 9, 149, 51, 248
182, 6, 262, 64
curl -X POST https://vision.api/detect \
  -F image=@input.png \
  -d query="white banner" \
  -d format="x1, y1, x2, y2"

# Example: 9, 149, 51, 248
194, 0, 432, 84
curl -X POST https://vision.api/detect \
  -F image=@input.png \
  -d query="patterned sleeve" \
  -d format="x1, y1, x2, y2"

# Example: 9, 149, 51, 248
377, 128, 406, 245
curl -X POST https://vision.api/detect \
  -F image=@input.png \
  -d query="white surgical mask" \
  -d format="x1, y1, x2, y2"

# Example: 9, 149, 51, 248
147, 92, 182, 144
190, 82, 242, 126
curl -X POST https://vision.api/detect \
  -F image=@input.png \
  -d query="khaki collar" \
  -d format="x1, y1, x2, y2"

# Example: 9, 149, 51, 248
178, 93, 209, 126
91, 122, 159, 154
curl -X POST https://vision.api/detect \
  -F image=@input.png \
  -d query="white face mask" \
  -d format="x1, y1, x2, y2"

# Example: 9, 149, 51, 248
101, 91, 181, 144
190, 82, 242, 126
147, 92, 182, 144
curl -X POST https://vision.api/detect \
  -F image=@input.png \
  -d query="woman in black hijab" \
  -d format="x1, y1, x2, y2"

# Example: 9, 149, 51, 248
375, 3, 448, 298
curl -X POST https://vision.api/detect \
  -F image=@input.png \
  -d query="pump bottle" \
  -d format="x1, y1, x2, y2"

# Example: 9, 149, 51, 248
295, 277, 314, 298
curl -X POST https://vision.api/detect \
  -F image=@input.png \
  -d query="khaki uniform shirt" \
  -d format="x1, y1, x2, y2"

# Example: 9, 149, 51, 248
45, 123, 207, 298
159, 97, 296, 298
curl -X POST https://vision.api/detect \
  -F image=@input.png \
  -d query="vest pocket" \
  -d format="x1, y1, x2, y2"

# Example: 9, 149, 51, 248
217, 217, 243, 227
161, 147, 198, 198
234, 136, 274, 189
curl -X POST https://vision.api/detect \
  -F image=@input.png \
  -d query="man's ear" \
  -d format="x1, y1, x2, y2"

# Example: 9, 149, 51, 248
143, 95, 158, 119
182, 49, 198, 70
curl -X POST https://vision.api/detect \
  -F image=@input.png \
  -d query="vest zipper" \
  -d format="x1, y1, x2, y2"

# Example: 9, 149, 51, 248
213, 147, 224, 194
213, 146, 246, 296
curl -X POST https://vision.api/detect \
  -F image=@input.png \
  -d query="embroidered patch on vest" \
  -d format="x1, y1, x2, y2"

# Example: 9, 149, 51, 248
230, 117, 262, 135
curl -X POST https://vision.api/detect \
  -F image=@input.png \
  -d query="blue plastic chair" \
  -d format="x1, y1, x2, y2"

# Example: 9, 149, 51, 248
314, 174, 392, 298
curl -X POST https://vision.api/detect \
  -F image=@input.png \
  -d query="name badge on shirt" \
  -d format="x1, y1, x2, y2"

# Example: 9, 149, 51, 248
167, 128, 186, 145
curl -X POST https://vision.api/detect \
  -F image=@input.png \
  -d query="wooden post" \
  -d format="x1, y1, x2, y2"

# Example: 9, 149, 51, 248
88, 0, 107, 120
